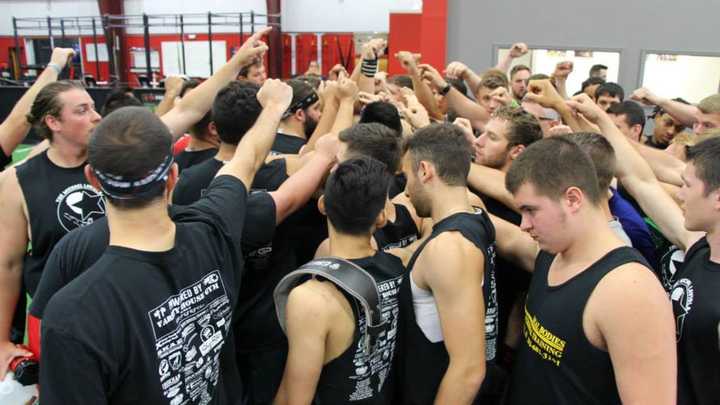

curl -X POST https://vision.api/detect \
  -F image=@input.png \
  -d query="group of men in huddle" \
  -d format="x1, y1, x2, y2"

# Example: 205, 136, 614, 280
0, 30, 718, 405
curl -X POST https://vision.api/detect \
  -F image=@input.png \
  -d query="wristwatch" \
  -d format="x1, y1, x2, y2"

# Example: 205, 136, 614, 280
439, 83, 452, 96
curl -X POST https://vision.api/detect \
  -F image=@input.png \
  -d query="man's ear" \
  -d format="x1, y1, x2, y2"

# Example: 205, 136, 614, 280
84, 165, 102, 191
45, 114, 62, 133
317, 194, 327, 216
166, 163, 179, 194
509, 144, 526, 161
631, 124, 643, 142
294, 108, 305, 123
564, 186, 584, 213
418, 160, 434, 183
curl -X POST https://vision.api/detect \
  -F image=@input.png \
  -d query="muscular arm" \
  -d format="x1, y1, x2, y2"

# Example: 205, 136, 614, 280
161, 28, 271, 139
420, 234, 486, 404
488, 214, 538, 273
445, 88, 490, 130
269, 151, 334, 224
0, 170, 33, 379
274, 282, 330, 405
0, 49, 71, 157
467, 163, 516, 212
631, 141, 685, 186
591, 264, 676, 405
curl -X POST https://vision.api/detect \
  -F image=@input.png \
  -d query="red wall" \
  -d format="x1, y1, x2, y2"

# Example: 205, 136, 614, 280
0, 32, 355, 84
388, 0, 447, 75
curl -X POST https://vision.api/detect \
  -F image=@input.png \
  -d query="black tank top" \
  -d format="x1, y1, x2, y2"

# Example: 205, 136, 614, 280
507, 247, 648, 405
396, 210, 498, 405
314, 251, 405, 405
672, 238, 720, 405
373, 204, 419, 251
15, 151, 105, 295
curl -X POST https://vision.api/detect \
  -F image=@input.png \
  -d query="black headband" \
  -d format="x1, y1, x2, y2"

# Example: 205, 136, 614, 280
283, 92, 319, 119
93, 154, 174, 200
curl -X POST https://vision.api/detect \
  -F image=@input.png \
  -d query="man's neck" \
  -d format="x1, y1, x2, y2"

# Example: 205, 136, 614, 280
554, 208, 624, 272
328, 225, 376, 260
214, 142, 237, 162
46, 141, 87, 168
429, 185, 473, 224
705, 225, 720, 263
277, 121, 306, 140
107, 200, 176, 252
187, 136, 217, 152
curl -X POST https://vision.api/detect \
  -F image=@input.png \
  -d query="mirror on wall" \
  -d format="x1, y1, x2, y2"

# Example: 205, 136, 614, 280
641, 52, 720, 104
496, 47, 621, 96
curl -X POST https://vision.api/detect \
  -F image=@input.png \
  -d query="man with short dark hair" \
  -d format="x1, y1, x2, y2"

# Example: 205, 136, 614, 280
589, 64, 608, 80
396, 123, 499, 404
643, 98, 691, 149
472, 106, 543, 172
607, 100, 646, 142
40, 74, 293, 403
579, 76, 605, 99
359, 101, 403, 134
274, 157, 410, 404
594, 82, 624, 111
509, 64, 531, 102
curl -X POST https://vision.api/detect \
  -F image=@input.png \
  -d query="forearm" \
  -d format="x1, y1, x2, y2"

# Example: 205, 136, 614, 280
446, 89, 490, 128
0, 267, 22, 341
410, 69, 442, 120
0, 66, 60, 155
463, 70, 483, 96
554, 78, 569, 100
494, 54, 512, 74
598, 116, 656, 182
303, 98, 339, 154
154, 87, 180, 117
467, 163, 516, 211
272, 153, 333, 223
330, 98, 355, 134
434, 362, 485, 405
658, 98, 701, 126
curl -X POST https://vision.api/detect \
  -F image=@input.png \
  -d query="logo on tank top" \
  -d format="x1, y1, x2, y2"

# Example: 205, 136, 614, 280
670, 278, 694, 341
55, 183, 105, 231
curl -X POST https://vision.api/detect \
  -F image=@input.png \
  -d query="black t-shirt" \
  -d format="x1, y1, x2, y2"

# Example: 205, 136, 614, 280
31, 192, 276, 321
40, 175, 249, 405
314, 252, 405, 404
388, 174, 407, 199
373, 204, 418, 250
175, 148, 218, 173
15, 151, 105, 296
173, 158, 289, 206
270, 133, 306, 155
672, 238, 720, 405
0, 147, 10, 170
507, 247, 649, 405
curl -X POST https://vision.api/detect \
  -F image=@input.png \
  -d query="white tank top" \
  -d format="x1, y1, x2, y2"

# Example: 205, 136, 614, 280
410, 273, 444, 343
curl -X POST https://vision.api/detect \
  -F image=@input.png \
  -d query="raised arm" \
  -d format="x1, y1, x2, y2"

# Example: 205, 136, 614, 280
446, 61, 483, 96
161, 27, 272, 138
216, 79, 292, 190
0, 48, 74, 158
551, 61, 573, 100
154, 76, 185, 117
631, 141, 685, 186
329, 77, 358, 135
421, 65, 490, 130
301, 81, 340, 155
467, 163, 516, 212
566, 94, 702, 250
494, 42, 528, 74
631, 87, 701, 127
395, 52, 442, 121
269, 135, 337, 224
525, 79, 584, 132
488, 213, 538, 273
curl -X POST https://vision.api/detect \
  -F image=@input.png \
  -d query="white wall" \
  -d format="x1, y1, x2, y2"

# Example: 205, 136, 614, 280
642, 54, 720, 104
0, 0, 99, 36
281, 0, 421, 32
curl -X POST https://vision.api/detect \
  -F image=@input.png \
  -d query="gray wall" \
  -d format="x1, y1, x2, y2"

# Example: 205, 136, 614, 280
447, 0, 720, 92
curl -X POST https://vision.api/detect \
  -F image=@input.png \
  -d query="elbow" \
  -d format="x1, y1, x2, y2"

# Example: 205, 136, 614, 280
451, 360, 486, 392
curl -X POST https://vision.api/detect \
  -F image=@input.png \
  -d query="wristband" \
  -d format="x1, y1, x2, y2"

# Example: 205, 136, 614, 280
46, 63, 63, 74
361, 58, 378, 78
439, 83, 452, 96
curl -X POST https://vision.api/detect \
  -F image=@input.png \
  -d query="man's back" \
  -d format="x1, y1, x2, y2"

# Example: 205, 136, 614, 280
41, 176, 248, 404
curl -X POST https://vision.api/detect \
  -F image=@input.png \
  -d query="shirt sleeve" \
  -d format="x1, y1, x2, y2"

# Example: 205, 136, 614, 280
29, 241, 68, 319
40, 323, 110, 405
180, 175, 248, 249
